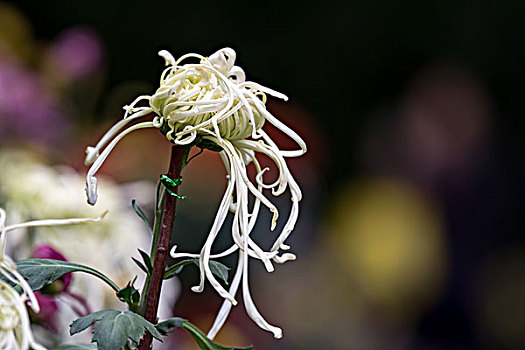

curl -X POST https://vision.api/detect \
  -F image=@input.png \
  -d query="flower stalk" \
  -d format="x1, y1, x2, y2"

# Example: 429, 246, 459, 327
138, 145, 185, 350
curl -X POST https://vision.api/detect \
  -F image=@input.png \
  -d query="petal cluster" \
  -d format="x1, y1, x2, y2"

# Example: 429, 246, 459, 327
84, 48, 306, 338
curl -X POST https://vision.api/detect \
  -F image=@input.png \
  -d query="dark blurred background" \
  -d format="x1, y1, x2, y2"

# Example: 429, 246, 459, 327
1, 1, 524, 349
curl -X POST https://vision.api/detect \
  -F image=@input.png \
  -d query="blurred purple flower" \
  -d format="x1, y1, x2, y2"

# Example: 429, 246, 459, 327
30, 245, 71, 332
30, 244, 92, 332
47, 26, 104, 80
0, 58, 67, 143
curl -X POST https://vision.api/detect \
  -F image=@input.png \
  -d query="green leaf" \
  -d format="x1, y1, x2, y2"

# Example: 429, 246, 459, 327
116, 279, 140, 308
131, 199, 152, 233
70, 310, 110, 335
209, 260, 230, 285
131, 257, 148, 275
70, 310, 162, 350
197, 138, 223, 152
164, 259, 195, 280
155, 317, 187, 335
164, 259, 230, 284
193, 259, 230, 285
16, 259, 119, 292
184, 322, 252, 350
137, 249, 153, 273
155, 319, 252, 350
54, 344, 97, 350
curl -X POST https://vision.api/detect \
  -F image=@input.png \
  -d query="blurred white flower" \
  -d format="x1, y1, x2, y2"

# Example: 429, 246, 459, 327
1, 206, 106, 350
0, 149, 157, 344
83, 48, 306, 339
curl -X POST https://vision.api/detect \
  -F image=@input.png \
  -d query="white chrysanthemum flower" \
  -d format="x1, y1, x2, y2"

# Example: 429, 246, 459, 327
84, 48, 306, 339
0, 207, 106, 350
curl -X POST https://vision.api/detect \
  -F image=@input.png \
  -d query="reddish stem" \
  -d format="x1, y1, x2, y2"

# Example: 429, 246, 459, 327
139, 145, 184, 349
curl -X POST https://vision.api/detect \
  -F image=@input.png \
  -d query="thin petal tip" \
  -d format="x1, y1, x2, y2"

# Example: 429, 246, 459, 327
98, 210, 109, 220
85, 176, 98, 206
273, 328, 283, 339
191, 286, 203, 293
158, 50, 175, 66
84, 146, 98, 165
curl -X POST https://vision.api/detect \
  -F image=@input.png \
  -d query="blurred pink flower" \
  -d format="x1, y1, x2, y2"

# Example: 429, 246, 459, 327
0, 57, 67, 143
47, 26, 104, 80
33, 292, 59, 332
31, 244, 92, 332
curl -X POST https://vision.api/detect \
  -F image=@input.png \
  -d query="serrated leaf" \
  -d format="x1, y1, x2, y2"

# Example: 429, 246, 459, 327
92, 311, 162, 350
131, 257, 148, 275
16, 259, 118, 292
131, 200, 152, 233
164, 259, 194, 280
137, 249, 153, 273
70, 310, 162, 350
54, 343, 98, 350
192, 259, 230, 285
155, 317, 187, 335
70, 310, 110, 335
164, 259, 230, 284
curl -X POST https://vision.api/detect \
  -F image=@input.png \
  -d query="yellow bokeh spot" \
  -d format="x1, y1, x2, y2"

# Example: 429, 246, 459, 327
0, 3, 34, 60
328, 178, 447, 317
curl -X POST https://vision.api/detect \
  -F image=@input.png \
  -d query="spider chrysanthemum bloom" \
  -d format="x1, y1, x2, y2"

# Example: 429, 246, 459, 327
84, 48, 306, 339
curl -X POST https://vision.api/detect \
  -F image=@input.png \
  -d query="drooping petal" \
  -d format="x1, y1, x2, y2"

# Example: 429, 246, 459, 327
85, 121, 155, 205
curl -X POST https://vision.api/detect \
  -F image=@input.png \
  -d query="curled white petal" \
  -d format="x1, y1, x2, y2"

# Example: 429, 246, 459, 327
207, 250, 243, 339
229, 66, 246, 83
241, 229, 282, 339
85, 121, 155, 205
158, 49, 176, 66
84, 108, 153, 166
173, 126, 197, 145
208, 47, 236, 74
84, 146, 99, 166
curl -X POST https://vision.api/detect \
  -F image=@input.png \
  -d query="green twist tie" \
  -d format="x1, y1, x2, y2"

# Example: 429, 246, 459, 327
160, 175, 186, 199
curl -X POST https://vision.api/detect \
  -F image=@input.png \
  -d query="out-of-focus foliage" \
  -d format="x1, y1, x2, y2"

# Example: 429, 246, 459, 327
0, 149, 154, 347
